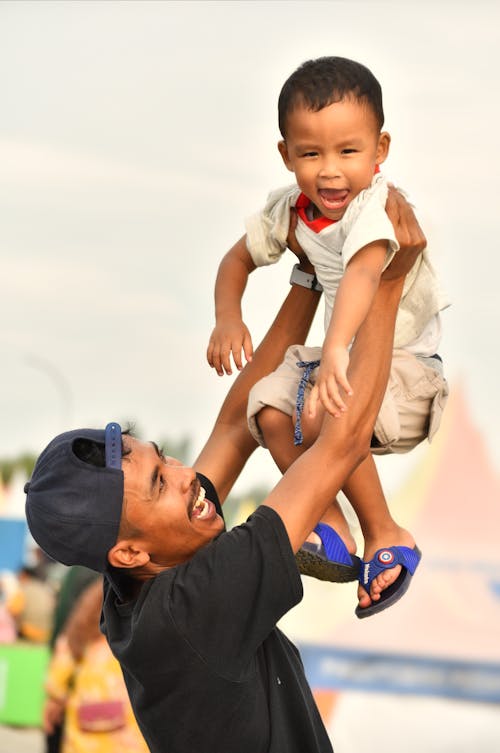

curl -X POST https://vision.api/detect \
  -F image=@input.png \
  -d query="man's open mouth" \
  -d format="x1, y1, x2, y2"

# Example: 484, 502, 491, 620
190, 485, 211, 519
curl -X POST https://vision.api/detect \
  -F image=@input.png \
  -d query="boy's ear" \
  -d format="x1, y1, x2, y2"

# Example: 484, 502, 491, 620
376, 131, 391, 165
107, 540, 150, 570
278, 140, 294, 172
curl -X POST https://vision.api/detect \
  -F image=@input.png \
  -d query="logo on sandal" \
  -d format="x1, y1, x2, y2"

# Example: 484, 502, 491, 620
363, 564, 370, 585
377, 549, 395, 565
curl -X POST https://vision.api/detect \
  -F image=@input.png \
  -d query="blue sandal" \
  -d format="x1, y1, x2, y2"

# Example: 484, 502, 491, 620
296, 522, 361, 583
355, 545, 422, 619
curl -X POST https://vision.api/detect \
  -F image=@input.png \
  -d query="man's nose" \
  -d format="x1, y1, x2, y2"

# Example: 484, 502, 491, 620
163, 456, 183, 467
165, 461, 196, 490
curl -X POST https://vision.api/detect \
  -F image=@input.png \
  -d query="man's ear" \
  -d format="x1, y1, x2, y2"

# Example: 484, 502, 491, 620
107, 540, 150, 570
278, 140, 294, 172
376, 131, 391, 165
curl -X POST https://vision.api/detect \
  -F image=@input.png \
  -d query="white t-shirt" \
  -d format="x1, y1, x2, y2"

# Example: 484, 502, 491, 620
245, 174, 450, 354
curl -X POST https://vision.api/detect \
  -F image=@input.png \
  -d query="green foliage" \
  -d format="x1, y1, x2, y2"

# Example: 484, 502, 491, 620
16, 453, 37, 479
119, 422, 192, 466
223, 485, 271, 529
0, 453, 36, 486
156, 437, 192, 465
0, 459, 16, 486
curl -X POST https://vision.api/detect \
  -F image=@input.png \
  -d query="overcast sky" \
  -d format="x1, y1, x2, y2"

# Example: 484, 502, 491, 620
1, 0, 499, 496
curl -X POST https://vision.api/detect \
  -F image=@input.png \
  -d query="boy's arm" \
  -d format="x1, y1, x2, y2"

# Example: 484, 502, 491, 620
207, 235, 257, 376
310, 239, 387, 416
196, 260, 322, 503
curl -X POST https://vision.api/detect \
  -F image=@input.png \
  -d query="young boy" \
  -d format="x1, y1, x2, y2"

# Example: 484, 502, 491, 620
207, 56, 449, 617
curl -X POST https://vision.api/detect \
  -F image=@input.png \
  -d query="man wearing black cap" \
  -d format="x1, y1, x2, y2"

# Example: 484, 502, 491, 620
26, 193, 424, 753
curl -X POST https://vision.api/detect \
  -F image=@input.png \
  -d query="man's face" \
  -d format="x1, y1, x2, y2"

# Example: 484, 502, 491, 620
278, 97, 390, 221
120, 437, 224, 570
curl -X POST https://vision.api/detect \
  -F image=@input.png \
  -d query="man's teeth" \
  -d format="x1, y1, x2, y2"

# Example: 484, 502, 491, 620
193, 487, 210, 518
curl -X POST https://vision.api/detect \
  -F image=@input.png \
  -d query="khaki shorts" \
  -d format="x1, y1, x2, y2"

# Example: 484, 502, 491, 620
247, 344, 449, 455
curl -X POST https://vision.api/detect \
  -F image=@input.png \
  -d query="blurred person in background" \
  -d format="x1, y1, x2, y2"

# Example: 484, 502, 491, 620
45, 565, 100, 753
43, 577, 149, 753
8, 566, 55, 643
0, 575, 17, 643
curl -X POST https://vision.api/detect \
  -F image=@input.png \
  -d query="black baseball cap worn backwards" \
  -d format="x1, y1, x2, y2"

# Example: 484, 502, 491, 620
25, 423, 124, 577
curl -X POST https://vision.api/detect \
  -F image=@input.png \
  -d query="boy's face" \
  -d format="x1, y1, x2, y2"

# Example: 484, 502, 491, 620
278, 97, 390, 221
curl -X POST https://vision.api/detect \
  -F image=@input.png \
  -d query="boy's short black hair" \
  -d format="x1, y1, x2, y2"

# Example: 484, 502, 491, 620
278, 56, 384, 137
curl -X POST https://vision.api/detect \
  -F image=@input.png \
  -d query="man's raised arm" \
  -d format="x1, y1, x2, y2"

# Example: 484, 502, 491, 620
195, 259, 321, 503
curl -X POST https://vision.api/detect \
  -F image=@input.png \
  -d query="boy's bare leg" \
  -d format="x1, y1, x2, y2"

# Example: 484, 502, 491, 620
342, 454, 415, 608
300, 387, 416, 606
256, 407, 302, 474
292, 383, 421, 592
257, 394, 415, 608
264, 381, 416, 607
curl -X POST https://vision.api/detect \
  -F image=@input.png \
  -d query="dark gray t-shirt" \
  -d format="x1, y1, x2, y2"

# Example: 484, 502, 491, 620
102, 478, 333, 753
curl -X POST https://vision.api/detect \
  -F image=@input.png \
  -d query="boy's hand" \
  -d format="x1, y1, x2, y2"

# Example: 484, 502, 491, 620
308, 346, 353, 418
207, 318, 254, 376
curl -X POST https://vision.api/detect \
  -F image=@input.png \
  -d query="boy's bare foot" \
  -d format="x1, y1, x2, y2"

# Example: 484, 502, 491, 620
357, 526, 415, 610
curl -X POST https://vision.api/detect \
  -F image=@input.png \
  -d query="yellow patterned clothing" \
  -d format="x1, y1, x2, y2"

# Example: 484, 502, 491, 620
45, 634, 149, 753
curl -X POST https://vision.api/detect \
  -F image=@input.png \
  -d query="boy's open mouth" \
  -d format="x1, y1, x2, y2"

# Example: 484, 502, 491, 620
318, 188, 349, 210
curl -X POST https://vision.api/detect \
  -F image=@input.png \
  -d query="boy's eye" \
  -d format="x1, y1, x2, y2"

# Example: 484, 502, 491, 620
301, 151, 318, 158
159, 475, 166, 491
342, 148, 357, 155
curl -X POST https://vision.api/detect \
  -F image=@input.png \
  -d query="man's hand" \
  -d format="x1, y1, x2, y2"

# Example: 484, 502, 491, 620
287, 208, 320, 281
384, 186, 426, 280
286, 207, 305, 260
207, 318, 254, 376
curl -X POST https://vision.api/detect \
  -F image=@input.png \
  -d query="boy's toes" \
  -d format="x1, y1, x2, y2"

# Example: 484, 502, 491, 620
357, 584, 372, 609
356, 544, 421, 619
370, 565, 402, 599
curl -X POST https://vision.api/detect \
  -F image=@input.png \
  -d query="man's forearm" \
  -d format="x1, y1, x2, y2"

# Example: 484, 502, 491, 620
195, 274, 322, 501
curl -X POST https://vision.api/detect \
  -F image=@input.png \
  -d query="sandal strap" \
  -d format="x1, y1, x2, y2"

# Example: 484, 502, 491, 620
313, 522, 353, 567
360, 546, 420, 589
